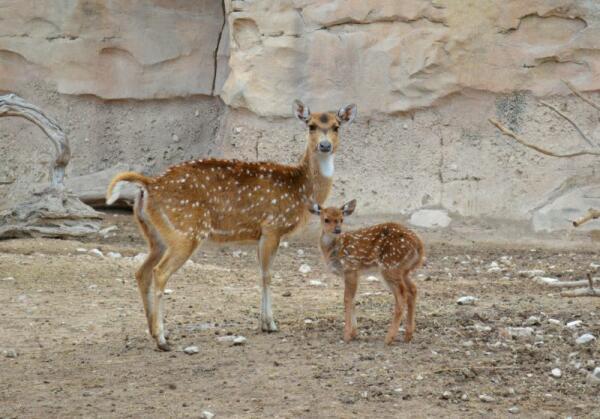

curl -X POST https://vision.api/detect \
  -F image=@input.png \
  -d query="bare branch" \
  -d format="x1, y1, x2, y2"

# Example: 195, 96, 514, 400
563, 79, 600, 112
0, 93, 71, 188
545, 278, 600, 288
489, 118, 600, 158
573, 208, 600, 227
539, 100, 596, 148
561, 288, 600, 297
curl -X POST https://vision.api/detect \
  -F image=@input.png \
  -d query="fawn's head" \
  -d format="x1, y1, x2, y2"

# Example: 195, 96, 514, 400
293, 100, 356, 177
309, 199, 357, 235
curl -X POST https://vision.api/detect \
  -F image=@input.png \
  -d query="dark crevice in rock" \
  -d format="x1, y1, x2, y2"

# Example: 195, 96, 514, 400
211, 0, 227, 96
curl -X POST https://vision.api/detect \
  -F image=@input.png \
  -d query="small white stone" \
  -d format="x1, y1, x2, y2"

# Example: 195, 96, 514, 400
304, 319, 314, 324
5, 349, 18, 358
164, 289, 173, 295
233, 336, 247, 345
473, 324, 492, 332
299, 264, 312, 274
89, 248, 104, 257
172, 134, 180, 142
1, 276, 15, 281
309, 280, 324, 287
200, 410, 215, 419
281, 241, 289, 248
518, 269, 545, 278
503, 327, 534, 339
107, 251, 122, 259
551, 368, 562, 378
457, 296, 477, 305
508, 406, 520, 414
587, 367, 600, 385
76, 248, 87, 253
133, 253, 147, 263
183, 345, 199, 354
393, 387, 402, 393
590, 262, 600, 269
479, 394, 495, 403
441, 391, 451, 399
566, 320, 582, 329
232, 250, 243, 258
366, 275, 379, 282
547, 318, 561, 325
575, 333, 596, 345
461, 394, 469, 401
416, 374, 424, 381
194, 110, 200, 117
296, 249, 305, 257
533, 276, 559, 285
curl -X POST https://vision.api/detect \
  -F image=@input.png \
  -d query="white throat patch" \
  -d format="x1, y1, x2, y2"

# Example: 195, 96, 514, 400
318, 153, 335, 178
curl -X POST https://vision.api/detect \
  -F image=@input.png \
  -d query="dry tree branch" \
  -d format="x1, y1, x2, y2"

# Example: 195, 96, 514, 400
0, 93, 70, 188
573, 208, 600, 227
560, 273, 600, 297
488, 118, 600, 158
563, 79, 600, 112
539, 100, 595, 147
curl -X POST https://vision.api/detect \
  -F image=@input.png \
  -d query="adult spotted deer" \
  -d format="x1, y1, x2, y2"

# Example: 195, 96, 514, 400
310, 200, 424, 345
106, 100, 356, 351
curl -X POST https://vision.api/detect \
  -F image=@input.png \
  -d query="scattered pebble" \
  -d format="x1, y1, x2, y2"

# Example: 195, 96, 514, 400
518, 269, 545, 278
304, 319, 314, 324
525, 316, 541, 326
508, 406, 520, 414
296, 249, 304, 257
200, 410, 215, 419
587, 367, 600, 386
5, 349, 18, 358
281, 241, 289, 248
533, 276, 559, 285
457, 296, 477, 305
1, 276, 15, 281
172, 134, 179, 142
107, 252, 122, 259
233, 336, 247, 346
566, 320, 582, 329
393, 388, 402, 393
232, 250, 245, 258
217, 335, 247, 346
299, 264, 312, 274
366, 275, 379, 282
575, 333, 596, 346
479, 394, 495, 403
502, 327, 534, 339
441, 391, 451, 399
164, 289, 173, 295
76, 248, 87, 253
133, 253, 147, 263
309, 280, 324, 287
183, 346, 199, 355
282, 291, 292, 297
551, 368, 562, 378
473, 324, 492, 332
461, 394, 469, 401
99, 225, 118, 237
88, 248, 104, 258
547, 318, 561, 325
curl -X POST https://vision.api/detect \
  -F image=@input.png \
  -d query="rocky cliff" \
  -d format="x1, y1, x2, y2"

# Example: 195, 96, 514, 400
1, 0, 600, 233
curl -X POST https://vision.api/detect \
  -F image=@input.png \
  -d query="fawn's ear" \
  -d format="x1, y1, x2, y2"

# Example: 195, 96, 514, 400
337, 103, 357, 125
308, 202, 321, 215
340, 199, 357, 216
293, 100, 311, 123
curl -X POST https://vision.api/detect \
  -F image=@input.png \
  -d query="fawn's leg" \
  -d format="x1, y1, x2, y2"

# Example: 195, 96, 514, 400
343, 271, 359, 342
404, 274, 418, 342
258, 231, 280, 332
383, 270, 405, 345
150, 238, 198, 351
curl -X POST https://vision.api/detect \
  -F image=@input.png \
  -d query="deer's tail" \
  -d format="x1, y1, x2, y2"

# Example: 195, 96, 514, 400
106, 172, 153, 205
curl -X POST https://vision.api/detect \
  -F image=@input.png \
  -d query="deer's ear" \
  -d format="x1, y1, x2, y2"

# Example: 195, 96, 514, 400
308, 202, 321, 215
337, 104, 357, 124
293, 100, 311, 123
341, 199, 357, 216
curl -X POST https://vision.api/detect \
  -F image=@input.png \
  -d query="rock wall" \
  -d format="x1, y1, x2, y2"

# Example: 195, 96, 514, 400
1, 0, 600, 233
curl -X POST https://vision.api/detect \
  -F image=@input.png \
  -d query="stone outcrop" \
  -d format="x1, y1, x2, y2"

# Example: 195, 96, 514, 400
222, 0, 600, 116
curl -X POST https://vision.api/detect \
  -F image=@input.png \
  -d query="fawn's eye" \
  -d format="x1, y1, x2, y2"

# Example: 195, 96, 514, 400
332, 125, 339, 132
324, 218, 330, 223
309, 124, 317, 131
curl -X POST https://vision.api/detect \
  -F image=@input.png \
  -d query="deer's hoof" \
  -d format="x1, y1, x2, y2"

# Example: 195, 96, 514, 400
156, 339, 172, 352
261, 319, 278, 333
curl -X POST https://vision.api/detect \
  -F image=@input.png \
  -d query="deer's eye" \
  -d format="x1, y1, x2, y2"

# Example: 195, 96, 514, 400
309, 124, 317, 131
324, 218, 330, 223
332, 125, 339, 132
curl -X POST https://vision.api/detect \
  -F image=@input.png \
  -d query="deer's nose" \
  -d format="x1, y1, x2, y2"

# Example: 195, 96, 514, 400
333, 226, 342, 234
319, 141, 332, 153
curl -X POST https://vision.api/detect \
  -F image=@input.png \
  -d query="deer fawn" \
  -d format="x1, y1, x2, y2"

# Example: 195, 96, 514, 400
309, 200, 424, 345
106, 100, 357, 351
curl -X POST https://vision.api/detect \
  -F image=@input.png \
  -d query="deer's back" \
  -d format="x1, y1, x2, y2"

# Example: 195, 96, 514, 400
338, 222, 424, 272
146, 159, 310, 241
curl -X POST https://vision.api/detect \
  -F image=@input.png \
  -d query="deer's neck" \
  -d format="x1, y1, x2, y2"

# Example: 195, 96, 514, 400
300, 147, 334, 205
320, 232, 341, 263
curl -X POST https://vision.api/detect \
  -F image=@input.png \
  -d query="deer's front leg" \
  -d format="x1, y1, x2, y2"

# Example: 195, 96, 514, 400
258, 232, 280, 332
343, 271, 359, 342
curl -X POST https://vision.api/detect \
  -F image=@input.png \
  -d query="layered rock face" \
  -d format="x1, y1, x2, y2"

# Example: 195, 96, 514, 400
1, 0, 600, 233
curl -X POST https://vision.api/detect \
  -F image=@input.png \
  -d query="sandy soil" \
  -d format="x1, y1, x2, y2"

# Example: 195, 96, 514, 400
1, 212, 599, 418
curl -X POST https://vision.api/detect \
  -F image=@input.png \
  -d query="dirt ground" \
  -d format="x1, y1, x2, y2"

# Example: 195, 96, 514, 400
1, 212, 599, 418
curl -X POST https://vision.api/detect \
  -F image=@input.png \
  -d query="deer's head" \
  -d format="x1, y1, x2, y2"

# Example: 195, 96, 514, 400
293, 100, 356, 177
309, 199, 357, 235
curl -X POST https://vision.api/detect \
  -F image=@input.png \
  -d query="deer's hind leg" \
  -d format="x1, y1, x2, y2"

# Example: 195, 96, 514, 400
134, 191, 166, 336
382, 269, 406, 345
403, 273, 418, 343
343, 271, 359, 342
